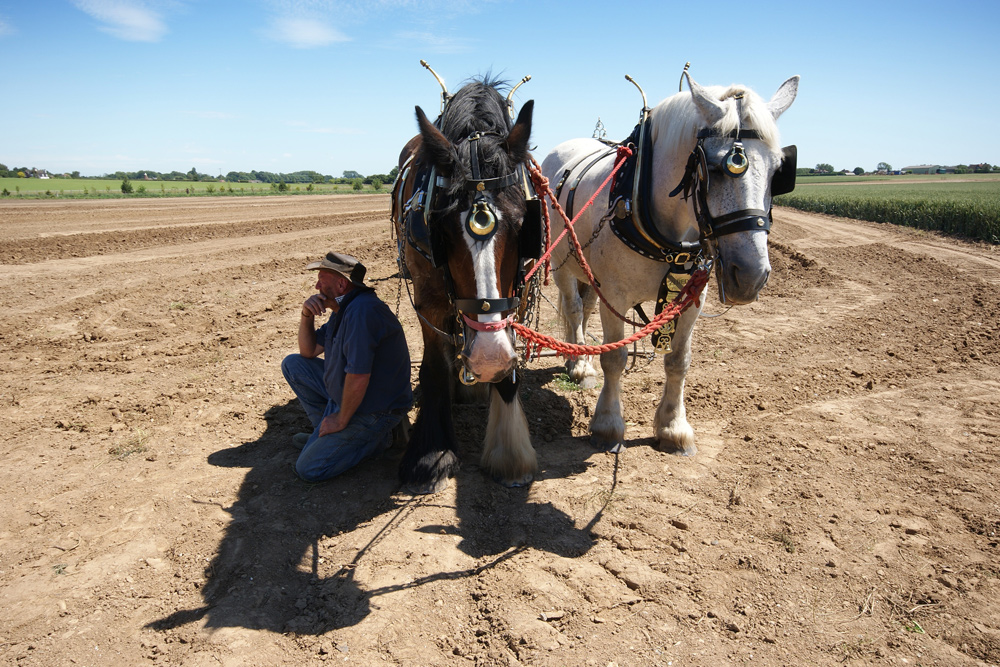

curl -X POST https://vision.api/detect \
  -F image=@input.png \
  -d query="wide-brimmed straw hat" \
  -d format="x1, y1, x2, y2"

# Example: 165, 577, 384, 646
305, 251, 367, 286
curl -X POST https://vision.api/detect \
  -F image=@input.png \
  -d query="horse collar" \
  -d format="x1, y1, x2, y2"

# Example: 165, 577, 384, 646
605, 118, 704, 263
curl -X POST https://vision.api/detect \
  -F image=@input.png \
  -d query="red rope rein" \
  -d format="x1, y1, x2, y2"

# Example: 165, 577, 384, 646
512, 268, 707, 358
516, 148, 710, 358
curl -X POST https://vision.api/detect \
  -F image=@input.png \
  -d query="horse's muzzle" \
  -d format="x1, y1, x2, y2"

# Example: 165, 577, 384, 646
460, 326, 517, 383
719, 260, 770, 304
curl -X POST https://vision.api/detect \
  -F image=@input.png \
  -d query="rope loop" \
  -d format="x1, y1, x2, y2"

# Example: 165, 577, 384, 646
514, 269, 709, 358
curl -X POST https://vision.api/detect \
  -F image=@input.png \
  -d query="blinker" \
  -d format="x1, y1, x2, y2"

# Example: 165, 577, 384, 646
723, 141, 749, 177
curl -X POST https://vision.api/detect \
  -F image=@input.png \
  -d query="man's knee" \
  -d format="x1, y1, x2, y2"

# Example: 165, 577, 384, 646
295, 457, 327, 483
281, 353, 302, 379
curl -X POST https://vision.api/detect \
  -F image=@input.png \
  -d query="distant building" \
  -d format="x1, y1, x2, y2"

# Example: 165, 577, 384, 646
901, 165, 940, 174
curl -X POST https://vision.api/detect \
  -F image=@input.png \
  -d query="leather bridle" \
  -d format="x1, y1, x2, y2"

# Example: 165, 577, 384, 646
668, 128, 777, 244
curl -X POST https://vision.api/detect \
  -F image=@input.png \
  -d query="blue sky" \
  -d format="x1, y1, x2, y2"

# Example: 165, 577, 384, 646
2, 0, 997, 177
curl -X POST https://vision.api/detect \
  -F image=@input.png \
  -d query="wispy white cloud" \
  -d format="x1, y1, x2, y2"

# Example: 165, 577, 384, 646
267, 16, 348, 49
71, 1, 168, 42
0, 16, 14, 37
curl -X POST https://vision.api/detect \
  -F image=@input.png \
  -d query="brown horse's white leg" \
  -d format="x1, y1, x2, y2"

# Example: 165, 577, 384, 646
653, 305, 701, 456
481, 378, 535, 487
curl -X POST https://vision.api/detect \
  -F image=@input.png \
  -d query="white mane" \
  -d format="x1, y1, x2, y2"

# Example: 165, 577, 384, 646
649, 84, 781, 157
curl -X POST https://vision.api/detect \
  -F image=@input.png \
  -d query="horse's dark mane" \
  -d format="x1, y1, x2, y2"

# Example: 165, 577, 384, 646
437, 76, 511, 141
435, 77, 520, 206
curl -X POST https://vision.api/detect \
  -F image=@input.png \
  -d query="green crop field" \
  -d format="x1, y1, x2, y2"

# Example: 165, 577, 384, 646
0, 178, 385, 198
776, 175, 1000, 242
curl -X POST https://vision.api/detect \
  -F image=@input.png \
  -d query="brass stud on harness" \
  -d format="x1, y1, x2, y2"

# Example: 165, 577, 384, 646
481, 300, 491, 312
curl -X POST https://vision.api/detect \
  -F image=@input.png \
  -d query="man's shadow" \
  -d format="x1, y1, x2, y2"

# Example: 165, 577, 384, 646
147, 367, 604, 635
148, 400, 395, 634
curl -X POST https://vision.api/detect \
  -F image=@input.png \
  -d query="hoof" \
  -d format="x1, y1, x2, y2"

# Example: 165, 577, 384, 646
492, 473, 533, 488
590, 433, 624, 453
403, 476, 451, 495
658, 441, 698, 457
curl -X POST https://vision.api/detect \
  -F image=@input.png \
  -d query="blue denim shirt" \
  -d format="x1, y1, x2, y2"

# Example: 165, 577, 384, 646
315, 289, 412, 415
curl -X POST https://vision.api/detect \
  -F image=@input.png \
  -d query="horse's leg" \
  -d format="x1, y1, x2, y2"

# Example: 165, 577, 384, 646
653, 304, 702, 456
481, 375, 535, 487
399, 333, 460, 494
589, 309, 627, 450
555, 269, 598, 386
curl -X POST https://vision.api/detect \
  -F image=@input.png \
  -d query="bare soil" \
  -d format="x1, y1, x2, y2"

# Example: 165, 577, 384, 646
0, 195, 997, 666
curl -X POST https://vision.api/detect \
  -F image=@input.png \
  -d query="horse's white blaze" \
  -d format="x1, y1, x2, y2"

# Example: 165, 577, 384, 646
461, 209, 516, 382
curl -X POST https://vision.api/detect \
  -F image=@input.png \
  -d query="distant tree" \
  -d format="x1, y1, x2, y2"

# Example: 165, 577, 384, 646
352, 178, 363, 191
853, 167, 864, 176
343, 170, 362, 179
121, 176, 133, 194
371, 178, 383, 192
71, 171, 81, 179
815, 163, 834, 173
188, 167, 199, 181
876, 161, 892, 172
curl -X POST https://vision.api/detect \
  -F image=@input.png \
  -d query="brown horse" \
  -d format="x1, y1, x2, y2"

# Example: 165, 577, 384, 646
391, 78, 540, 494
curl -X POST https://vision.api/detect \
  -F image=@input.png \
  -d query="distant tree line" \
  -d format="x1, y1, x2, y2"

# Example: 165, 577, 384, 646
0, 163, 401, 184
796, 161, 997, 176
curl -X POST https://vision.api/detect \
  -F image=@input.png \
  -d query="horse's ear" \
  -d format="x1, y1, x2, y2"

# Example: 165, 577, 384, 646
767, 75, 799, 120
504, 100, 533, 163
415, 105, 459, 175
687, 77, 726, 127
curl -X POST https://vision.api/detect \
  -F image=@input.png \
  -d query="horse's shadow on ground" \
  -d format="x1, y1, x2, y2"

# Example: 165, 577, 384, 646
147, 366, 601, 635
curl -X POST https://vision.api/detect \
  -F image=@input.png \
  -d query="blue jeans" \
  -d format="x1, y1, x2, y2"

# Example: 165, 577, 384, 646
281, 354, 401, 483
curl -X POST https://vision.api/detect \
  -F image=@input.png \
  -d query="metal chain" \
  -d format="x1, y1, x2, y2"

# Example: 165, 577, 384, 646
553, 205, 613, 271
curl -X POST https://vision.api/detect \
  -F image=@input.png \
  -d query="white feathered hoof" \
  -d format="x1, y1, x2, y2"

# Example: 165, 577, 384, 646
566, 357, 597, 386
589, 432, 624, 452
491, 471, 533, 488
655, 422, 697, 457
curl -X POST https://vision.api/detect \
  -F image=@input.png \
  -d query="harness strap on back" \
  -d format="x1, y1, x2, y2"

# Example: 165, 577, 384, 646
565, 148, 616, 220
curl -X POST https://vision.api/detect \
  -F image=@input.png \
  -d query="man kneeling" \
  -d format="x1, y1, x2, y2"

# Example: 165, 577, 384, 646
281, 251, 412, 482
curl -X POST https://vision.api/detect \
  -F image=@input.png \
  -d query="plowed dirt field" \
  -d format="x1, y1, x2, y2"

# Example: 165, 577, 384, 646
1, 195, 997, 666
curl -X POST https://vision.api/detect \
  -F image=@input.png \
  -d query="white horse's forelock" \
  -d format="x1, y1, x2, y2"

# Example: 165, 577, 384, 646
651, 84, 781, 158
